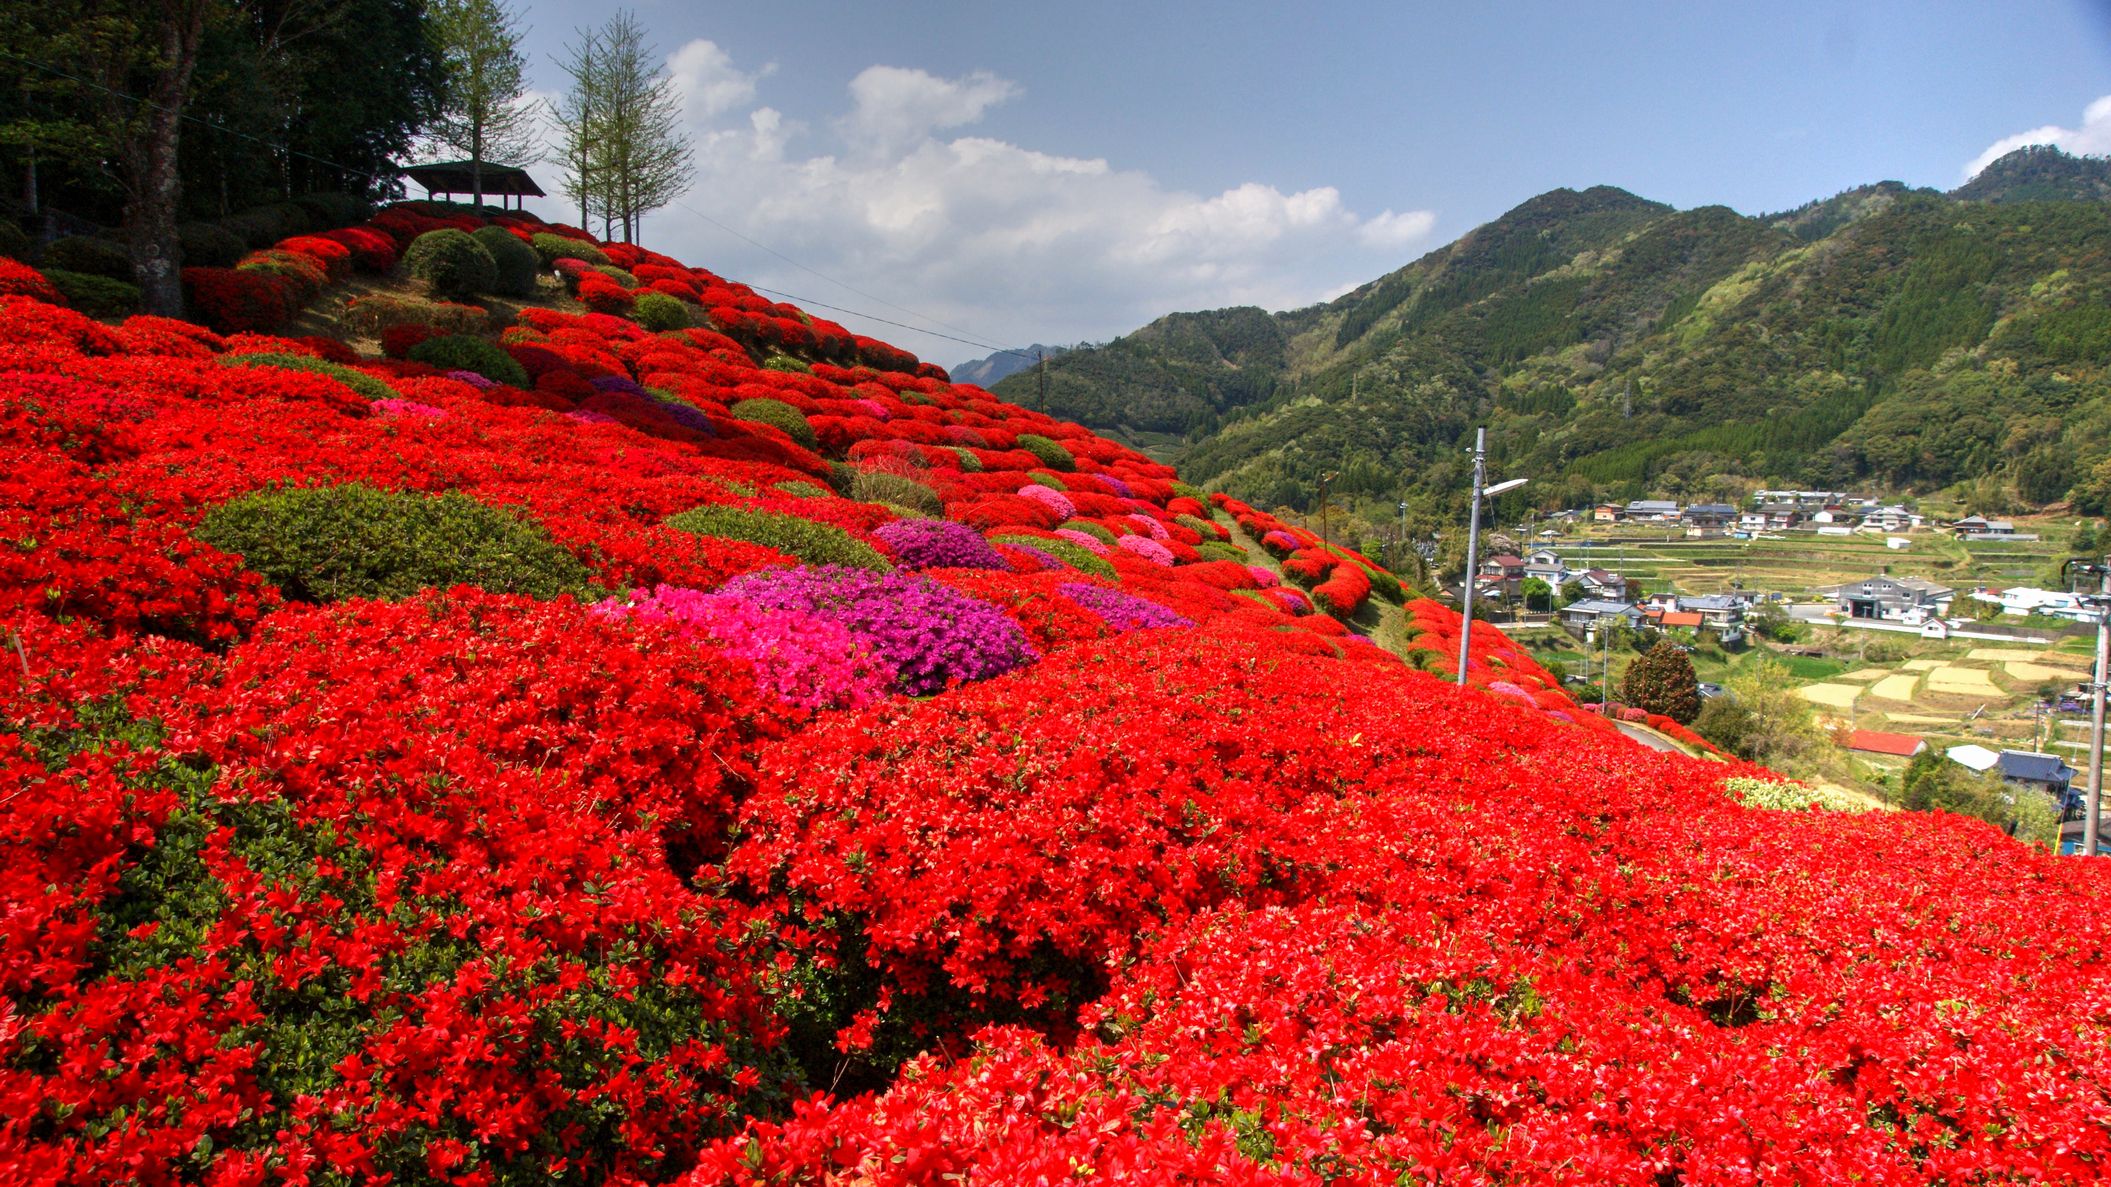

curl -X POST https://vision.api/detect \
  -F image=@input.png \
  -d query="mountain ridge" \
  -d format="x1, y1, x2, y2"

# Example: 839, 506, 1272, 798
992, 146, 2111, 536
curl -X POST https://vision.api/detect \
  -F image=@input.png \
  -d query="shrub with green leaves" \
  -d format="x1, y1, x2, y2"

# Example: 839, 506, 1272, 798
0, 219, 34, 262
593, 265, 639, 289
991, 534, 1116, 579
1197, 541, 1247, 564
729, 397, 817, 448
178, 221, 246, 267
45, 236, 133, 281
1362, 564, 1404, 603
44, 269, 141, 319
405, 229, 498, 299
530, 232, 609, 267
1016, 433, 1075, 472
1172, 480, 1208, 502
632, 290, 691, 332
408, 334, 530, 388
763, 354, 811, 373
220, 353, 396, 402
850, 469, 943, 516
772, 480, 832, 499
471, 226, 541, 297
196, 483, 591, 602
1026, 471, 1068, 491
1727, 777, 1875, 814
665, 505, 890, 570
948, 446, 983, 472
1057, 519, 1117, 546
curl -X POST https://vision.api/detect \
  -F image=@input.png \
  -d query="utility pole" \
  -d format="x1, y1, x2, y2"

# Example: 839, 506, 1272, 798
2090, 558, 2109, 855
1317, 471, 1337, 545
1458, 430, 1487, 686
1036, 350, 1047, 414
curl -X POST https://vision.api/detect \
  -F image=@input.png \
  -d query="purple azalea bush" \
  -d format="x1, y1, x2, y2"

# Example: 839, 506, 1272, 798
596, 585, 895, 713
720, 565, 1038, 696
873, 518, 1012, 571
1052, 528, 1112, 556
1057, 582, 1190, 632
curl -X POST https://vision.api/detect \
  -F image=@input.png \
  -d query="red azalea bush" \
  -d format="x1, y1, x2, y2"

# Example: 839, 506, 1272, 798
5, 208, 2108, 1186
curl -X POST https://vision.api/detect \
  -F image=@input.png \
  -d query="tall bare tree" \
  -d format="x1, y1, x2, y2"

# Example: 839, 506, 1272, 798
551, 9, 691, 244
425, 0, 536, 208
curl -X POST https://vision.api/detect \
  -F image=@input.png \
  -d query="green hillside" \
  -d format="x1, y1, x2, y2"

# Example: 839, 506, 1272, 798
993, 146, 2111, 542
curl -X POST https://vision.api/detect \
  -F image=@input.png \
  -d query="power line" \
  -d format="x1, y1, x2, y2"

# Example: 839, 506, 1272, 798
668, 194, 1013, 349
0, 47, 395, 187
741, 282, 1035, 361
2, 47, 1037, 364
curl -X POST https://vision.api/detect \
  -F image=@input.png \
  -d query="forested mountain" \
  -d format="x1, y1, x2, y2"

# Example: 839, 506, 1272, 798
949, 343, 1073, 387
992, 146, 2111, 534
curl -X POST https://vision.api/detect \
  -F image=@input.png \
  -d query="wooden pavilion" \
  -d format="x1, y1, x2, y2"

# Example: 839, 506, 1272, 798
399, 160, 546, 210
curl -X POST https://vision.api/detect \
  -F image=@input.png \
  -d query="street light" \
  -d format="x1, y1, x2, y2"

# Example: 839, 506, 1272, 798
1457, 426, 1528, 686
2062, 556, 2111, 855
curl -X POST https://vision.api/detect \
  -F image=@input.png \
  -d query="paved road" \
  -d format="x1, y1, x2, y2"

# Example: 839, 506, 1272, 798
1612, 720, 1685, 752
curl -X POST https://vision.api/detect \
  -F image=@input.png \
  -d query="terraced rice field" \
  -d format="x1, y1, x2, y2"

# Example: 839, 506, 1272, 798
1550, 526, 2066, 595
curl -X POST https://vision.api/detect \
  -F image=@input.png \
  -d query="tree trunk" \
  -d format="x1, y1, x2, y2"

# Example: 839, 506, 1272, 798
471, 120, 484, 209
125, 2, 209, 319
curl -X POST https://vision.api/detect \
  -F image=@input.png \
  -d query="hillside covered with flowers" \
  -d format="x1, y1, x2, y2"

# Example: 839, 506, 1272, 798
4, 203, 2111, 1185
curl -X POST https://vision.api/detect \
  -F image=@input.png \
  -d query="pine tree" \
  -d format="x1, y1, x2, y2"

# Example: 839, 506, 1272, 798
426, 0, 538, 209
1621, 639, 1702, 724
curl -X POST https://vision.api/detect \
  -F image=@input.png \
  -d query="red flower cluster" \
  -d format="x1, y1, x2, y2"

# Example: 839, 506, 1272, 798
6, 212, 2105, 1187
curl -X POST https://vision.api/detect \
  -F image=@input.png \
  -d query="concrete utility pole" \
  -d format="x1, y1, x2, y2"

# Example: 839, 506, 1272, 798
1457, 428, 1527, 686
2090, 559, 2109, 855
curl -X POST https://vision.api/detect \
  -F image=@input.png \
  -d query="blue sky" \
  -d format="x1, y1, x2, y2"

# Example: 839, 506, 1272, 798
510, 1, 2111, 365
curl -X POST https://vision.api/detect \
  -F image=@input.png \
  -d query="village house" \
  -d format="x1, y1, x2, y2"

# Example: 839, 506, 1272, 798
1593, 503, 1624, 523
1860, 505, 1925, 533
1624, 499, 1682, 522
1564, 568, 1629, 600
1677, 594, 1746, 630
1950, 516, 2036, 542
1846, 730, 1928, 762
1560, 599, 1643, 635
1522, 549, 1566, 587
1756, 503, 1806, 530
1683, 503, 1738, 528
1995, 750, 2078, 808
1831, 574, 1955, 622
1478, 554, 1525, 599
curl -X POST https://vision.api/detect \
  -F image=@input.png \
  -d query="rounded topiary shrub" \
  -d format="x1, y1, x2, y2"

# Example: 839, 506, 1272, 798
44, 270, 141, 319
665, 504, 890, 570
219, 353, 396, 402
762, 354, 810, 373
632, 290, 691, 332
404, 229, 498, 299
408, 334, 531, 387
729, 397, 817, 448
990, 534, 1117, 579
850, 469, 942, 517
177, 221, 247, 267
471, 225, 541, 297
196, 483, 592, 602
0, 220, 34, 263
531, 232, 608, 268
1016, 433, 1076, 472
44, 236, 133, 281
1196, 541, 1247, 564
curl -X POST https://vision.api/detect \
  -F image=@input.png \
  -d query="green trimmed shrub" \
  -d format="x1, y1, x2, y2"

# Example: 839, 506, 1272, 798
948, 446, 983, 473
592, 265, 639, 289
729, 397, 817, 448
339, 293, 490, 339
1026, 470, 1068, 491
772, 480, 832, 499
1174, 513, 1219, 540
471, 226, 540, 297
664, 505, 890, 570
197, 483, 591, 603
405, 229, 497, 299
0, 220, 34, 262
1364, 565, 1405, 603
763, 354, 811, 373
531, 232, 608, 267
1172, 480, 1208, 502
407, 334, 530, 387
991, 533, 1116, 579
632, 290, 690, 331
1197, 541, 1247, 564
178, 221, 246, 267
44, 269, 140, 318
219, 353, 396, 402
1057, 519, 1117, 546
1016, 433, 1075, 472
45, 235, 134, 281
850, 469, 943, 516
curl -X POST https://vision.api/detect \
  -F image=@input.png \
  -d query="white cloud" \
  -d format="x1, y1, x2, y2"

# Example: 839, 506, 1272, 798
639, 54, 1439, 365
1964, 95, 2111, 180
